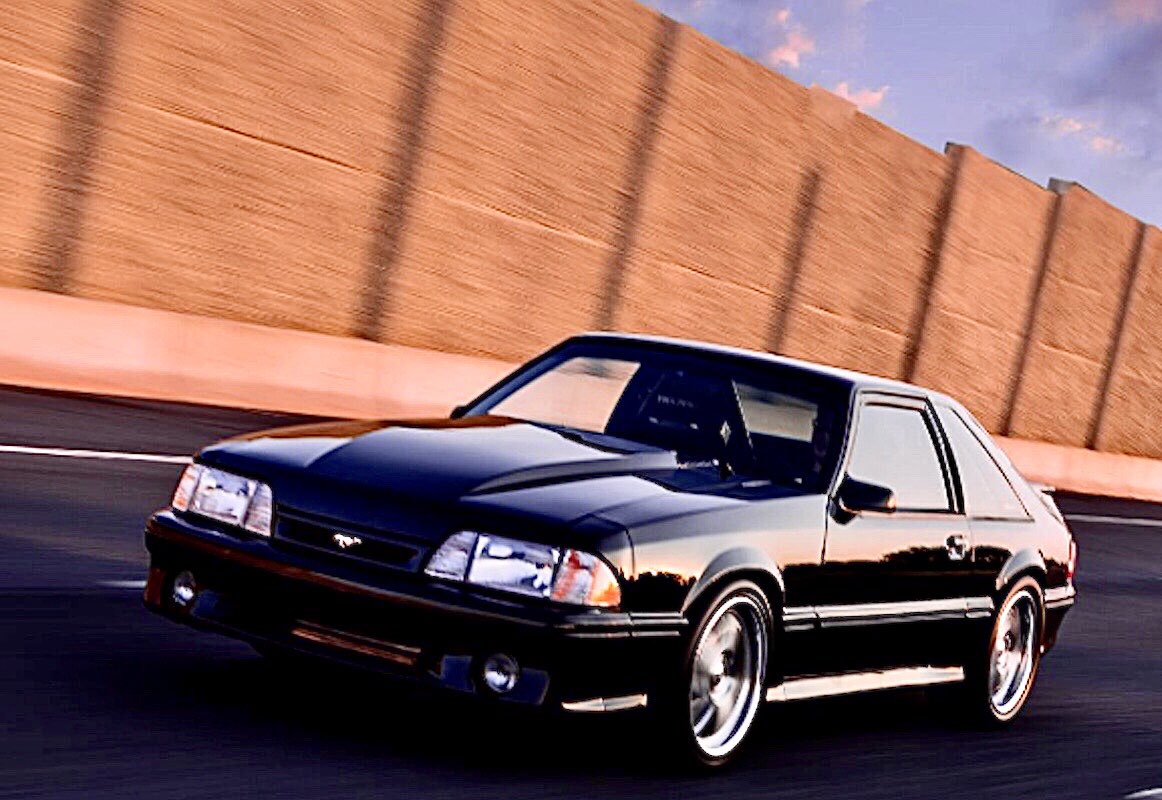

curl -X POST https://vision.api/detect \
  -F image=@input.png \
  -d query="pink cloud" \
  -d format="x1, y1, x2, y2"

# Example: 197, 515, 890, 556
832, 81, 889, 111
1089, 135, 1124, 154
1039, 114, 1124, 156
1108, 0, 1162, 21
766, 29, 816, 69
1042, 115, 1091, 136
771, 8, 791, 26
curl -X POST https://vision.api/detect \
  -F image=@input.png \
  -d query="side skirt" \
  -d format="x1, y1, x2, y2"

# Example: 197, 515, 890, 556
766, 665, 964, 703
559, 667, 965, 712
561, 694, 649, 712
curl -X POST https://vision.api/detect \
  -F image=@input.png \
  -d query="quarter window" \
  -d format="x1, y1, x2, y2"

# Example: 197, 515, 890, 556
846, 404, 951, 512
935, 406, 1029, 520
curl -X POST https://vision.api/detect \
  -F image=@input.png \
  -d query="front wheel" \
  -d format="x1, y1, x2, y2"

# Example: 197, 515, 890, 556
655, 580, 772, 768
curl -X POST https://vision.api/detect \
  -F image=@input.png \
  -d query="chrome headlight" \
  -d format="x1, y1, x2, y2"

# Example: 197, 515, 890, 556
425, 531, 622, 608
172, 463, 273, 537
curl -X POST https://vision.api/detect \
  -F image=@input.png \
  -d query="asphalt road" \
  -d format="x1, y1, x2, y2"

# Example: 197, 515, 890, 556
1, 385, 1160, 799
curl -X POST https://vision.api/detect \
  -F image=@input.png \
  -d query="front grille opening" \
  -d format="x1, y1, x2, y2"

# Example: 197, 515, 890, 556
274, 510, 427, 573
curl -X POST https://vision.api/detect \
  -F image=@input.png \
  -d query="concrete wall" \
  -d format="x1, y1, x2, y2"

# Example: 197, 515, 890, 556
778, 99, 949, 379
618, 24, 809, 353
1008, 187, 1143, 447
912, 148, 1056, 431
384, 0, 662, 359
1096, 225, 1162, 456
1, 0, 1160, 459
0, 0, 88, 287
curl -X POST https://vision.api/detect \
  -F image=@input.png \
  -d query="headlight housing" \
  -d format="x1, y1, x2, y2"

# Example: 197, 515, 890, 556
172, 463, 274, 537
425, 531, 621, 608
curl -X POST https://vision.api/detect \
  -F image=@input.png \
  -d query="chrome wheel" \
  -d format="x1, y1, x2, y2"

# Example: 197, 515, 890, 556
689, 594, 768, 759
989, 588, 1038, 718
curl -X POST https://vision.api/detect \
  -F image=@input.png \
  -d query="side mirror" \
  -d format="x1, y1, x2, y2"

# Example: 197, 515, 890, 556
835, 477, 896, 520
450, 404, 468, 419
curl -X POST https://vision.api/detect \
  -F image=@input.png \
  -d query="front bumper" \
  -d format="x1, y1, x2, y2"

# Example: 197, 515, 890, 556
144, 511, 684, 709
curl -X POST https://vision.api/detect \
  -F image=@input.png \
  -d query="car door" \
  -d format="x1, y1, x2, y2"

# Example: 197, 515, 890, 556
809, 392, 975, 673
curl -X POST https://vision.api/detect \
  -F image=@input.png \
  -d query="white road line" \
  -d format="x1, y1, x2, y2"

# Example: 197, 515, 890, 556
1066, 513, 1162, 528
98, 579, 148, 590
1126, 788, 1162, 799
0, 445, 190, 465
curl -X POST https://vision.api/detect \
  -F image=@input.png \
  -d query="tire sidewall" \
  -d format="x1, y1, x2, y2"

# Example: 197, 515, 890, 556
662, 579, 774, 768
977, 576, 1044, 725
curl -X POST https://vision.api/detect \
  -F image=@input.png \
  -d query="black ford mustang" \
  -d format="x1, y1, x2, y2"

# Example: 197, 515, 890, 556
144, 333, 1076, 766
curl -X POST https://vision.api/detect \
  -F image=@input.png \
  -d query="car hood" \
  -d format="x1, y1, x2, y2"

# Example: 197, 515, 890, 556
199, 415, 802, 535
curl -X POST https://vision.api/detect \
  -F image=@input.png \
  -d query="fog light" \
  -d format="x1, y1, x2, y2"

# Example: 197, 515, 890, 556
481, 653, 519, 694
172, 570, 197, 608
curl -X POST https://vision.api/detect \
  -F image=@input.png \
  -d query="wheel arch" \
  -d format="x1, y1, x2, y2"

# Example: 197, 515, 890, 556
994, 548, 1048, 597
681, 548, 785, 625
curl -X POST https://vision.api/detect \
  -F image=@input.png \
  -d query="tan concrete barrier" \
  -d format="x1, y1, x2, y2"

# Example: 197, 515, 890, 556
0, 286, 512, 420
996, 437, 1162, 504
2, 0, 1160, 472
5, 285, 1162, 502
911, 147, 1056, 432
1008, 187, 1143, 447
1094, 225, 1162, 456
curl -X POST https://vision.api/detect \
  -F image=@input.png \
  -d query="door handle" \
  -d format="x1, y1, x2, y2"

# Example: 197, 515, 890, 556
946, 534, 969, 561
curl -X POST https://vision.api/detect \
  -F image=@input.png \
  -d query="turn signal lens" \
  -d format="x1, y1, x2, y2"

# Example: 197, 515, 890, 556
551, 549, 622, 608
243, 483, 274, 537
1067, 538, 1078, 582
171, 464, 202, 512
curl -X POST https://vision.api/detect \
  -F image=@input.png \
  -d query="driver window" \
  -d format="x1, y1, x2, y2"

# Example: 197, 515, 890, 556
846, 404, 951, 512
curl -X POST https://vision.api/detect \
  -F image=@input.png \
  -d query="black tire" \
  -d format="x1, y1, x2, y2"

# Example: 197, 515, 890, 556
652, 580, 774, 768
937, 576, 1044, 727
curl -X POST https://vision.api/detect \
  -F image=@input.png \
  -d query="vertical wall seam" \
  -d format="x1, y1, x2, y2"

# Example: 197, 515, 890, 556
595, 15, 680, 331
29, 0, 126, 294
1001, 191, 1066, 436
766, 166, 823, 354
900, 144, 966, 381
1087, 221, 1149, 450
353, 0, 457, 342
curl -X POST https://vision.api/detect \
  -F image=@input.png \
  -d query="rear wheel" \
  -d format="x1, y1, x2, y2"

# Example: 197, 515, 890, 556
939, 577, 1043, 726
656, 581, 772, 768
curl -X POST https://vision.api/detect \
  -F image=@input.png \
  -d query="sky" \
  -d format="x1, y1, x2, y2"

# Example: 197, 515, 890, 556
647, 0, 1162, 226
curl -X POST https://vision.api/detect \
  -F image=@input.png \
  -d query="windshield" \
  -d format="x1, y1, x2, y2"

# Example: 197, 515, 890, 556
467, 342, 847, 491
